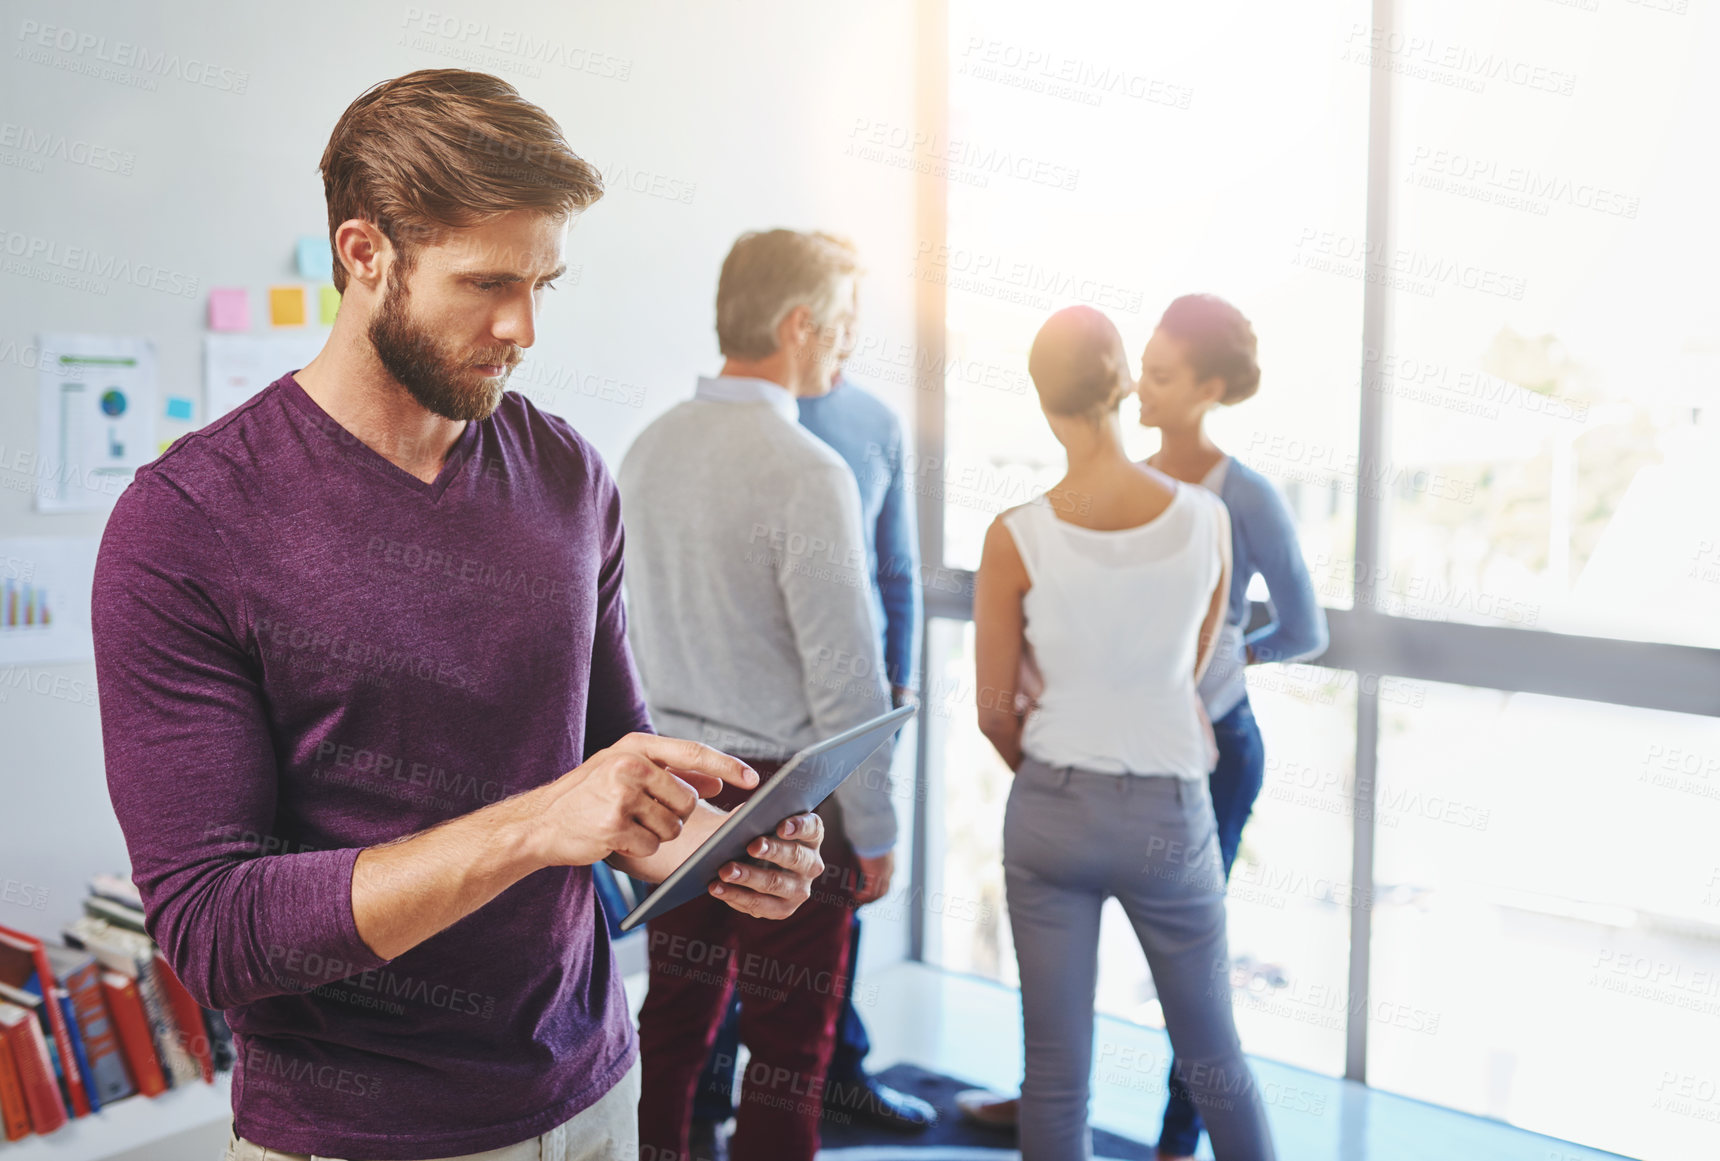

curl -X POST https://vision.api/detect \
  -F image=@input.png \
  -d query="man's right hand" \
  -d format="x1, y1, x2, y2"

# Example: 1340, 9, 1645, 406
352, 734, 759, 961
526, 733, 760, 867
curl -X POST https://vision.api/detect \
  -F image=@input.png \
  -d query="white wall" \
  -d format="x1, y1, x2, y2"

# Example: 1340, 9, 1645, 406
0, 0, 925, 980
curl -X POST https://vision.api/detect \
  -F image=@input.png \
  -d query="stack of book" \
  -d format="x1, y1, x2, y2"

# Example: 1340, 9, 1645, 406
0, 874, 232, 1143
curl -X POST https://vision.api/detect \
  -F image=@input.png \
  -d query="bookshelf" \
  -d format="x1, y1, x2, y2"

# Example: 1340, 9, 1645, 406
3, 1075, 230, 1161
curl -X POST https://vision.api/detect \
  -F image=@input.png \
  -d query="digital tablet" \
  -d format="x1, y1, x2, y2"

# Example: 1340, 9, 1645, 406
617, 704, 916, 932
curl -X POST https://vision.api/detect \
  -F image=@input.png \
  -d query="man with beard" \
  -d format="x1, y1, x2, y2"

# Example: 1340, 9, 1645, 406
90, 69, 828, 1161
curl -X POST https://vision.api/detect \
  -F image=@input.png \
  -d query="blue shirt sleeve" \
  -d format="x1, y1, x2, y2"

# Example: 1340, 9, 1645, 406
1237, 472, 1329, 665
874, 418, 922, 689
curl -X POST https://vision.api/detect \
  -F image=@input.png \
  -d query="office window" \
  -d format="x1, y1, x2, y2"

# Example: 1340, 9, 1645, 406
940, 0, 1368, 610
1378, 0, 1720, 647
922, 618, 1016, 983
922, 4, 1720, 1154
1369, 682, 1720, 1159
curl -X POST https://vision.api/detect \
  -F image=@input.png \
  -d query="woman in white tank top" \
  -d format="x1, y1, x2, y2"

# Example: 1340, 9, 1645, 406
969, 307, 1277, 1161
1002, 479, 1224, 780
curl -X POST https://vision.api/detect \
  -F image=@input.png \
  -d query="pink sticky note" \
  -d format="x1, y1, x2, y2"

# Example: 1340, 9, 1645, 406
209, 287, 251, 332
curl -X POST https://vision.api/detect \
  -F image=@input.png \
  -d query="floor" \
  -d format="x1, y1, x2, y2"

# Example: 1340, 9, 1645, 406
86, 959, 1641, 1161
764, 960, 1640, 1161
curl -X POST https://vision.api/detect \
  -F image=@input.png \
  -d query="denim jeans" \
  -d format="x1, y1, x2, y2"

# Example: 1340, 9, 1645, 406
1160, 697, 1266, 1157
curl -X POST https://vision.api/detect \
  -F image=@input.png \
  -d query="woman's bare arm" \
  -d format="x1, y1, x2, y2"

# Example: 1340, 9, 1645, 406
974, 515, 1033, 771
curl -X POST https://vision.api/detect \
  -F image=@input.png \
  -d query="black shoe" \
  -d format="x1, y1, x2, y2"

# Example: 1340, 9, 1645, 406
688, 1117, 730, 1161
823, 1073, 939, 1132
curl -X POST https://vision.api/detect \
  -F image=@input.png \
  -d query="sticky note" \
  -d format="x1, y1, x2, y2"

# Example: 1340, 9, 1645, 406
165, 396, 194, 421
208, 287, 250, 331
269, 285, 307, 326
158, 439, 173, 454
296, 236, 334, 281
318, 283, 341, 326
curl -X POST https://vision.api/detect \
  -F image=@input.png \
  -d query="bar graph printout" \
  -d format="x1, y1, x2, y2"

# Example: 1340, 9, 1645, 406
0, 537, 100, 665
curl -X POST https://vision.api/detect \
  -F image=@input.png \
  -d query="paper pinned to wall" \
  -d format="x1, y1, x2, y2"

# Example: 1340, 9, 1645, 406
0, 537, 100, 665
204, 332, 329, 421
33, 334, 158, 513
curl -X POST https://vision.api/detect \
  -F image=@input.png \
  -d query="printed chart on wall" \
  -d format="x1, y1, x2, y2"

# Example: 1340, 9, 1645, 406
0, 537, 100, 665
33, 334, 158, 513
205, 332, 329, 421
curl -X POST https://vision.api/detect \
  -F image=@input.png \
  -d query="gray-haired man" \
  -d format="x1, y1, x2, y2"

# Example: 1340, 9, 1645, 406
621, 230, 897, 1161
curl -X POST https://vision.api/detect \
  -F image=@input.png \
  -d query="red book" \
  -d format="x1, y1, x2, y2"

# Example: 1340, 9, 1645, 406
151, 953, 212, 1084
0, 926, 91, 1117
99, 972, 167, 1097
0, 999, 67, 1135
0, 1033, 32, 1140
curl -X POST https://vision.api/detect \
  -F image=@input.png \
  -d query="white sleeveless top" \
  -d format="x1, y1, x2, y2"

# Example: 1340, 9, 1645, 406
1002, 483, 1225, 778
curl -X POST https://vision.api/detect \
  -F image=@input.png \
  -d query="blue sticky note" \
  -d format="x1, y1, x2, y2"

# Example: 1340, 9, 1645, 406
295, 236, 334, 281
165, 396, 194, 421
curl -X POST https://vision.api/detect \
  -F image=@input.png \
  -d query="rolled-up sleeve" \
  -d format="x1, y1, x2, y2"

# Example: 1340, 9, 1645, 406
92, 473, 388, 1011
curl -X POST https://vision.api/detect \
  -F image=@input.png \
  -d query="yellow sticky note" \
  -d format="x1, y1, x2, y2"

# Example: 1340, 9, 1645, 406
269, 285, 307, 326
158, 439, 173, 453
318, 283, 341, 326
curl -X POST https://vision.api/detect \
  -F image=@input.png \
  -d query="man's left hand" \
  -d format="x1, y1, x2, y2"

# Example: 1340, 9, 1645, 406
708, 812, 826, 919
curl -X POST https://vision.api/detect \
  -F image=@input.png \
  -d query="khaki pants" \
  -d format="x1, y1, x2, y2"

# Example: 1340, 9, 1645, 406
222, 1058, 640, 1161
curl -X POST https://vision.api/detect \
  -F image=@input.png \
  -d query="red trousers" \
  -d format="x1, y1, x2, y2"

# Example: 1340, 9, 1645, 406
636, 759, 860, 1161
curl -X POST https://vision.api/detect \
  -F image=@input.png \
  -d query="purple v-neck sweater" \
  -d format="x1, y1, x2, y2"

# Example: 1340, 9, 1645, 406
91, 373, 650, 1158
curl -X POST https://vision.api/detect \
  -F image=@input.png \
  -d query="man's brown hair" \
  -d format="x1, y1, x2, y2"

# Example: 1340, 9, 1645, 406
319, 69, 604, 292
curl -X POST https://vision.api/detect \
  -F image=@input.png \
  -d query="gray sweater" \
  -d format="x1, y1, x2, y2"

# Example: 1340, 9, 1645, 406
616, 376, 897, 856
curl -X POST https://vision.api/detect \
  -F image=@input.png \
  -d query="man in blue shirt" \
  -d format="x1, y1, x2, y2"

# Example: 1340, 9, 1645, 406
801, 377, 923, 704
689, 367, 933, 1151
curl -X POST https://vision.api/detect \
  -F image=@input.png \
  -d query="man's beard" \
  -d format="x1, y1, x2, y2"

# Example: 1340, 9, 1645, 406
368, 273, 519, 422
